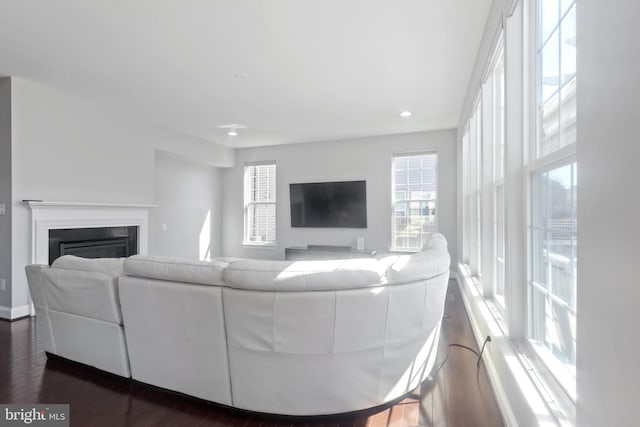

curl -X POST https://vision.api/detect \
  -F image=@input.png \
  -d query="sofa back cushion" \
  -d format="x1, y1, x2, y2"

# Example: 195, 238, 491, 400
382, 233, 451, 285
223, 258, 386, 291
383, 250, 450, 285
123, 255, 228, 286
52, 255, 124, 277
41, 268, 123, 324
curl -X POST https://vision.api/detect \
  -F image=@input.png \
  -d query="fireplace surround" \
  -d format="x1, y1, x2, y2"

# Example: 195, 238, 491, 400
25, 201, 154, 266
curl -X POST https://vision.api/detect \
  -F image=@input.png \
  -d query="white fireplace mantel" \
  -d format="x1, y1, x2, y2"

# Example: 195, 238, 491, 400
24, 201, 157, 265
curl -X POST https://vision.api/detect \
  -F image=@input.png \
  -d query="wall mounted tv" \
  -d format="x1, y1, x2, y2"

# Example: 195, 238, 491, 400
290, 180, 367, 228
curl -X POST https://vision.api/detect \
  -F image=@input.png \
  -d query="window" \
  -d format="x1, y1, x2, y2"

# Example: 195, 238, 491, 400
466, 33, 503, 304
461, 129, 471, 264
243, 163, 276, 245
392, 153, 437, 250
465, 100, 482, 275
473, 101, 482, 277
529, 162, 577, 388
537, 0, 576, 157
492, 37, 506, 306
528, 0, 577, 396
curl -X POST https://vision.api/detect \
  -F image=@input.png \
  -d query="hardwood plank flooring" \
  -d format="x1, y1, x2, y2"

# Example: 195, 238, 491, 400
0, 280, 503, 426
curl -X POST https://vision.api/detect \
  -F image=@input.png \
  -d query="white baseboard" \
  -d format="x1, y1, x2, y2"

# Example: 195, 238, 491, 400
0, 304, 31, 320
454, 267, 517, 426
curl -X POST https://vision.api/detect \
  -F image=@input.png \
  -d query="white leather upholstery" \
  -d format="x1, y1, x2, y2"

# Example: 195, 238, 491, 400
223, 258, 386, 291
25, 233, 451, 415
25, 265, 56, 354
223, 271, 449, 415
52, 255, 125, 276
124, 254, 228, 286
385, 234, 450, 285
47, 310, 130, 376
118, 276, 232, 405
25, 262, 130, 377
41, 268, 122, 323
221, 236, 450, 415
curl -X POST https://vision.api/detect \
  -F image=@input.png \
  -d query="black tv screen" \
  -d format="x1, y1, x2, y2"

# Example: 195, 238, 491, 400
290, 180, 367, 228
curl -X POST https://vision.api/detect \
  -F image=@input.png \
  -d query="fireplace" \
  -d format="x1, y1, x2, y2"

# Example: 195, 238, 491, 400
48, 226, 139, 265
25, 201, 153, 267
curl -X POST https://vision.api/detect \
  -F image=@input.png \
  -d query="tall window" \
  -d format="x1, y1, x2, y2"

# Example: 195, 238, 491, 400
492, 38, 506, 306
529, 0, 577, 395
392, 153, 437, 250
474, 101, 482, 276
462, 129, 470, 264
467, 100, 482, 275
244, 163, 276, 245
464, 35, 504, 304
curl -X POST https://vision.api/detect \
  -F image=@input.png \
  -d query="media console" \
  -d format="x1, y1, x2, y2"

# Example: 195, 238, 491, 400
285, 245, 376, 260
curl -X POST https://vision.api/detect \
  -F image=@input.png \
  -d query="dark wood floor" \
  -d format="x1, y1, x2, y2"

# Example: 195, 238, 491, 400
0, 280, 503, 427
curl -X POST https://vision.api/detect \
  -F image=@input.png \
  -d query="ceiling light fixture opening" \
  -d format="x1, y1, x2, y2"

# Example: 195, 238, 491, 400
400, 111, 412, 118
217, 123, 247, 137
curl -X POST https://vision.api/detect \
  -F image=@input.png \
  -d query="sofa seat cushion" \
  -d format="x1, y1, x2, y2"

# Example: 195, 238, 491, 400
124, 255, 228, 286
52, 255, 124, 277
223, 258, 386, 291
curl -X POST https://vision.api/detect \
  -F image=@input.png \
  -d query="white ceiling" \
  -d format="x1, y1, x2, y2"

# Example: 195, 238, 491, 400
0, 1, 491, 148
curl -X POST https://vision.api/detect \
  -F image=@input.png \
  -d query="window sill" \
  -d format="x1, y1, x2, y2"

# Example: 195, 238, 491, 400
388, 247, 420, 253
455, 263, 575, 426
241, 242, 278, 249
527, 341, 576, 402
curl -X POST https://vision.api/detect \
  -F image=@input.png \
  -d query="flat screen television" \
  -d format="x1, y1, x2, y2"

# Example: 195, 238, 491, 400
290, 180, 367, 228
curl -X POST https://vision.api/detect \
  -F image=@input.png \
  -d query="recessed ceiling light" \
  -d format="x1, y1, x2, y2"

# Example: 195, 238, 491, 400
217, 123, 247, 130
400, 111, 412, 117
218, 123, 247, 137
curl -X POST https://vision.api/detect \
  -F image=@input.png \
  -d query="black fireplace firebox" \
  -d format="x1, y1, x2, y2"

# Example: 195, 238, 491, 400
48, 226, 138, 265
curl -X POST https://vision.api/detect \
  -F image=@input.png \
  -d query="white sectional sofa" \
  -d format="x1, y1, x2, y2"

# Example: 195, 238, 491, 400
25, 234, 451, 416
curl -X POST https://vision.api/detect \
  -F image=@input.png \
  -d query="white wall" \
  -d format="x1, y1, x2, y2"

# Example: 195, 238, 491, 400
150, 151, 223, 260
0, 78, 11, 310
221, 130, 457, 263
576, 1, 640, 425
7, 78, 234, 315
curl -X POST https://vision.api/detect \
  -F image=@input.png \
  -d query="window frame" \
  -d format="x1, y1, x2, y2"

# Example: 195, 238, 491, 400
467, 97, 483, 276
390, 151, 438, 252
526, 154, 577, 400
534, 0, 577, 160
525, 0, 577, 401
491, 36, 506, 308
243, 162, 277, 247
